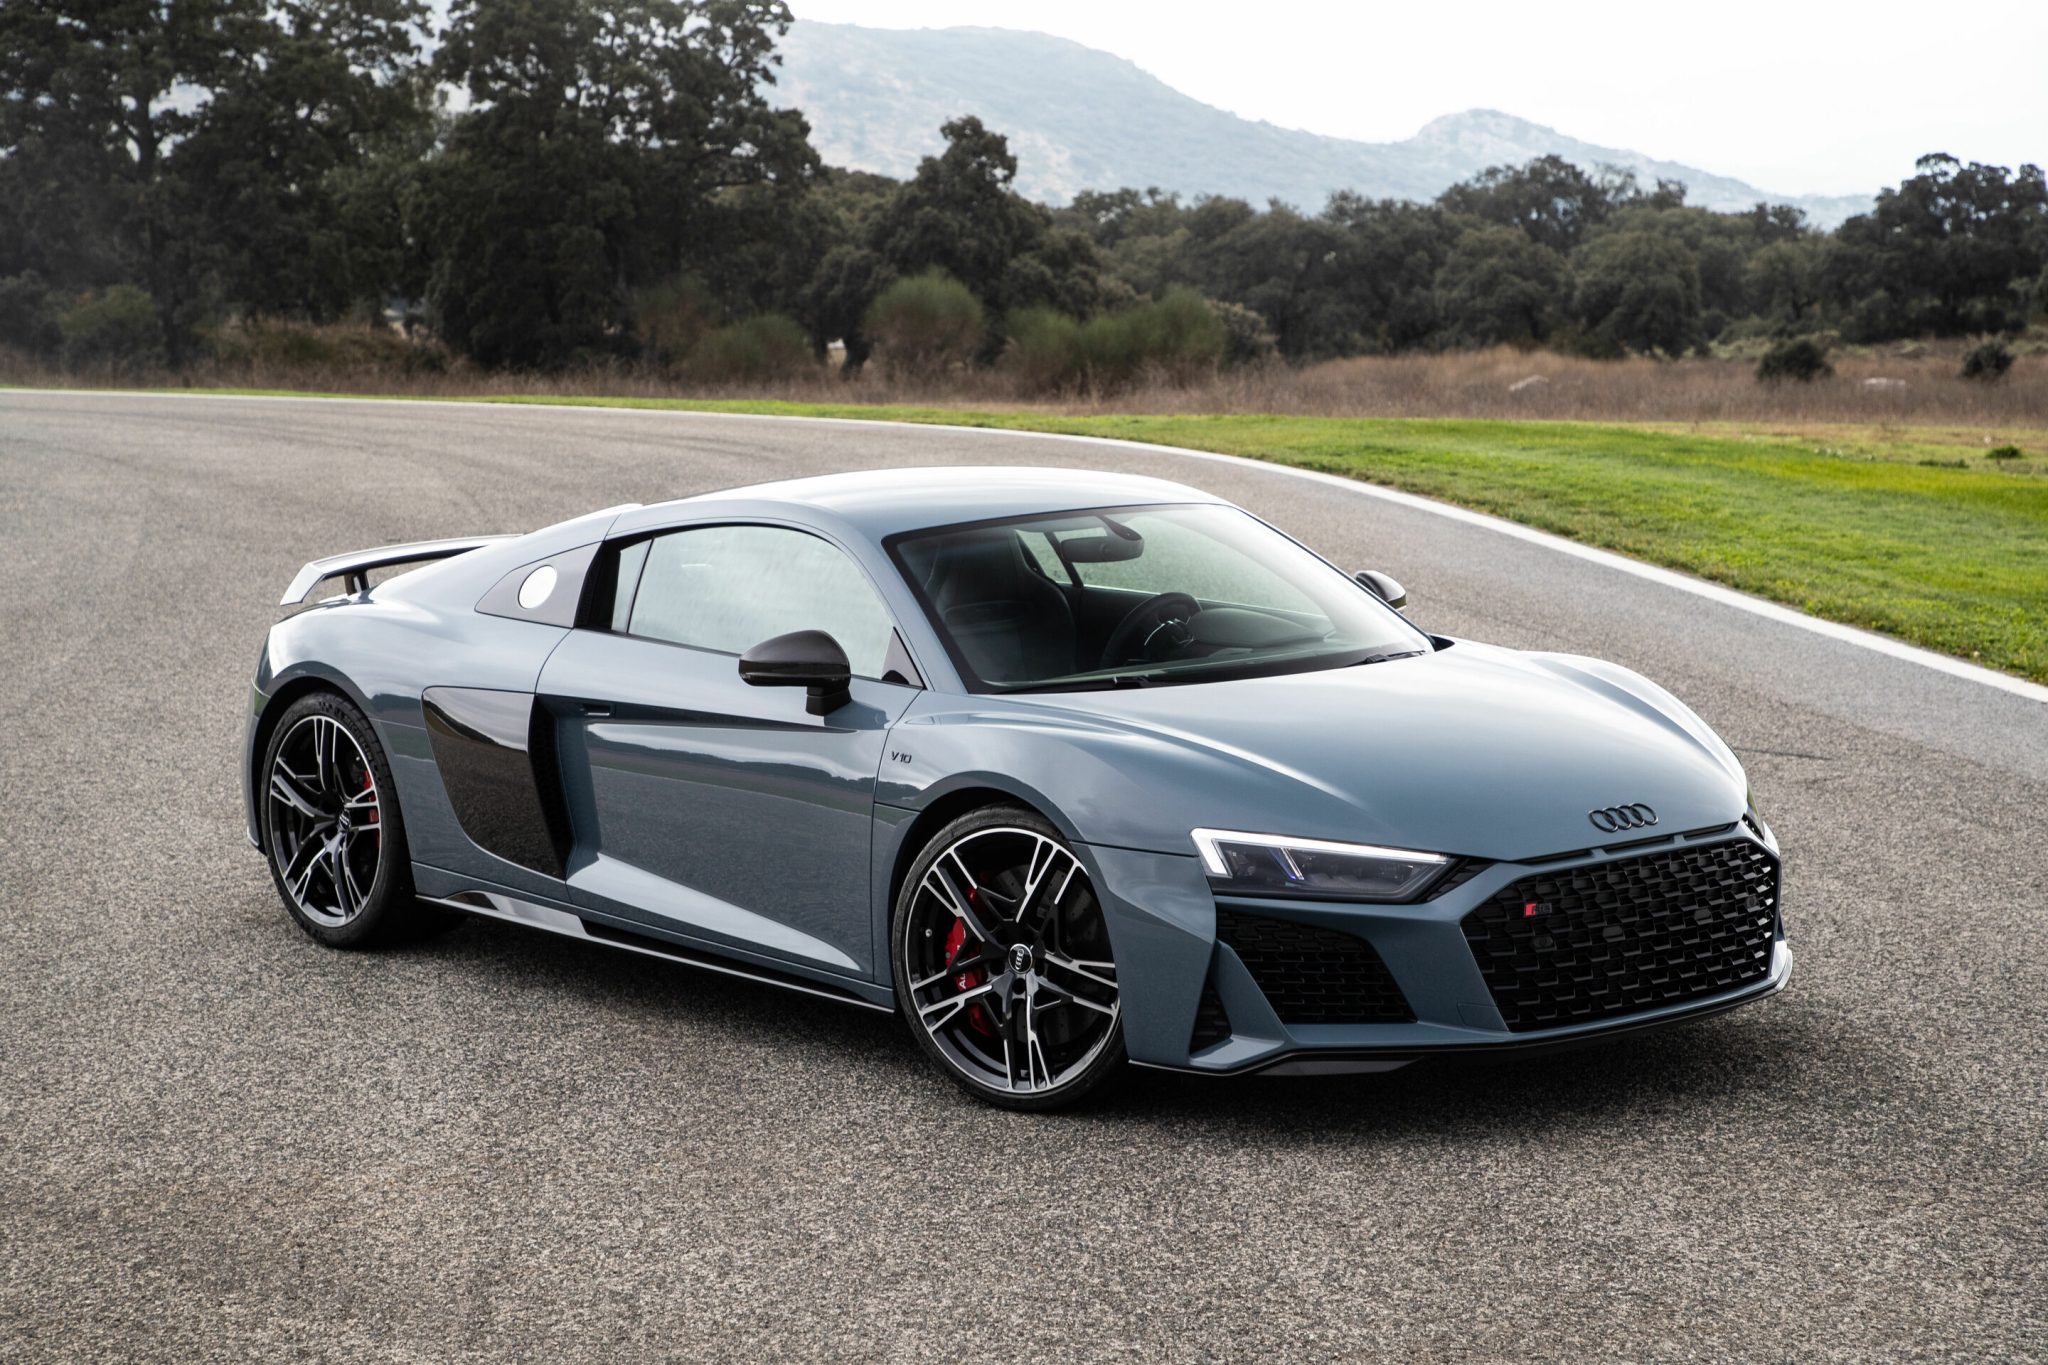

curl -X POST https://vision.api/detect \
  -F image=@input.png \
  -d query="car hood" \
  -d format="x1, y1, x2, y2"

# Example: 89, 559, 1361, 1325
1003, 642, 1746, 863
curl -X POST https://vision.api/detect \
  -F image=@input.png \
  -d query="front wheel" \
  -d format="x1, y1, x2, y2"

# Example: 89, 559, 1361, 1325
261, 691, 443, 947
892, 806, 1125, 1110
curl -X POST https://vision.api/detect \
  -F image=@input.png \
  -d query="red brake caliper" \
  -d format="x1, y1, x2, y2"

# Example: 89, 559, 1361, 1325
361, 772, 379, 837
942, 898, 995, 1038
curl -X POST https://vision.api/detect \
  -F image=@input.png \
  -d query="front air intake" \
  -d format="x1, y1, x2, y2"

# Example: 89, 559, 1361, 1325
1461, 840, 1779, 1032
1215, 908, 1414, 1025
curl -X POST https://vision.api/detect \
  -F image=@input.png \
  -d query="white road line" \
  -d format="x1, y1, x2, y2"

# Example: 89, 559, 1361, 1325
13, 387, 2048, 705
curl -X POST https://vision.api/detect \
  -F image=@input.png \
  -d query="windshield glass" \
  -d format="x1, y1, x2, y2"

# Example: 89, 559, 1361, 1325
890, 503, 1431, 692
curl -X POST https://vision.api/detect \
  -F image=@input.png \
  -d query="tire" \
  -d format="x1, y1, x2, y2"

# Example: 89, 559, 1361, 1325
260, 690, 447, 948
892, 804, 1126, 1111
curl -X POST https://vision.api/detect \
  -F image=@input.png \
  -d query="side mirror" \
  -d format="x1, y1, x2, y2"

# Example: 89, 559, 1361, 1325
1353, 569, 1408, 610
739, 629, 852, 715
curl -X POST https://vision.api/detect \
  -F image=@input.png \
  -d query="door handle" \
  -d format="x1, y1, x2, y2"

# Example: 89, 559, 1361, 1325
580, 702, 613, 717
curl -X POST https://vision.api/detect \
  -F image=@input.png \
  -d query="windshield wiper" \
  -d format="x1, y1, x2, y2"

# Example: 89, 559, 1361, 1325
1349, 649, 1428, 667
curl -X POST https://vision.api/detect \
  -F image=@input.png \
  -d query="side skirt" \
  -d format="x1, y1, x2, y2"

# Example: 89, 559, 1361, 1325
424, 889, 896, 1014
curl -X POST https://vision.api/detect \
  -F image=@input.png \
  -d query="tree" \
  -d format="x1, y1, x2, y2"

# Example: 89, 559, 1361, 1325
1433, 226, 1567, 346
1436, 155, 1625, 254
873, 117, 1033, 299
1601, 203, 1752, 335
1188, 202, 1352, 358
1745, 238, 1825, 330
870, 116, 1106, 332
0, 0, 433, 359
803, 243, 893, 372
1572, 230, 1704, 355
1322, 194, 1456, 352
168, 0, 433, 322
1058, 189, 1199, 300
419, 0, 816, 368
1824, 154, 2048, 339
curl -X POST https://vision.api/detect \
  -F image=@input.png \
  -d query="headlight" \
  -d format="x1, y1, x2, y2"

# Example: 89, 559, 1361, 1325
1190, 828, 1449, 901
1745, 790, 1775, 847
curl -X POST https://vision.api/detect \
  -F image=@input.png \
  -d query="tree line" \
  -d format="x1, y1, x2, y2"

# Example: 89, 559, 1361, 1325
4, 0, 2045, 385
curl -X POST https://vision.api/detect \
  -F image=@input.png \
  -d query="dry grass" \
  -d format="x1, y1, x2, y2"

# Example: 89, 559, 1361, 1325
1111, 347, 2048, 428
10, 335, 2045, 431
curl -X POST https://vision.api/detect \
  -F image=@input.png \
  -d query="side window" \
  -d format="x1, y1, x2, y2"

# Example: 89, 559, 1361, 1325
610, 539, 651, 632
613, 525, 899, 679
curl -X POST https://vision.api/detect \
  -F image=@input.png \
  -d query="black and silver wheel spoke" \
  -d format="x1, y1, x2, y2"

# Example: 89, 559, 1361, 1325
280, 832, 325, 902
906, 826, 1120, 1097
922, 863, 997, 946
268, 712, 382, 929
1013, 839, 1080, 933
918, 978, 999, 1030
269, 767, 324, 821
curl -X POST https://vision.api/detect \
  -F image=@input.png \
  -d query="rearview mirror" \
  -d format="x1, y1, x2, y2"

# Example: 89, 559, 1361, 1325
1353, 569, 1408, 610
739, 629, 852, 715
1054, 526, 1145, 563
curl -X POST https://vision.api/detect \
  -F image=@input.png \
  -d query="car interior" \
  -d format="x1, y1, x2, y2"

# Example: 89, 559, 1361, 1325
897, 513, 1368, 687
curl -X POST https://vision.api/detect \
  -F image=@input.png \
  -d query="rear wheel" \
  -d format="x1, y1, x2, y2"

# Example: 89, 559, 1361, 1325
893, 806, 1124, 1110
261, 691, 443, 947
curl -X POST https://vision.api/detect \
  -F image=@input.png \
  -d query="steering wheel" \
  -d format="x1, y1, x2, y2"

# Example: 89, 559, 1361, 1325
1099, 592, 1201, 669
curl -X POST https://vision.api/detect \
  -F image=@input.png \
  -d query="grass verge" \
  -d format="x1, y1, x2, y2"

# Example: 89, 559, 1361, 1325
32, 387, 2048, 683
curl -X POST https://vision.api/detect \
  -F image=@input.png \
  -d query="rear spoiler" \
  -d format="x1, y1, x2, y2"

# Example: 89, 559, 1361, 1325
280, 535, 514, 606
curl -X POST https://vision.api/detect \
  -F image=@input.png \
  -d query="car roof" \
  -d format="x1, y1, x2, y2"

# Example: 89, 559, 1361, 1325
648, 465, 1227, 538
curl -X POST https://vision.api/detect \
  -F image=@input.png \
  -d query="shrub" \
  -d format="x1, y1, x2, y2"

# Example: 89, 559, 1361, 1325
58, 285, 163, 373
999, 292, 1242, 395
632, 275, 719, 372
1071, 288, 1227, 392
865, 270, 983, 378
0, 272, 62, 356
207, 318, 438, 375
1126, 286, 1226, 384
1960, 340, 2014, 382
1002, 306, 1082, 392
1210, 299, 1277, 366
1755, 336, 1833, 383
1987, 444, 2023, 461
684, 314, 814, 384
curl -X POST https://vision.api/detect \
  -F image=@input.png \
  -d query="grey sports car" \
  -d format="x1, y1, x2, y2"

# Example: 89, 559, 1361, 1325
244, 466, 1789, 1109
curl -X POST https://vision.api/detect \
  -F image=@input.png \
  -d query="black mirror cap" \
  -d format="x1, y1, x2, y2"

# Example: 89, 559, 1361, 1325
738, 629, 852, 715
1353, 569, 1408, 610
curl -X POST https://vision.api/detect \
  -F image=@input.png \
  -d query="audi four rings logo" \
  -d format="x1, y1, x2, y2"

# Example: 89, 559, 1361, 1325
1588, 803, 1658, 832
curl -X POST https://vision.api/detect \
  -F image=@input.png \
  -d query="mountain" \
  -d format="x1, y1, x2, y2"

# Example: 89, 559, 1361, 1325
775, 22, 1873, 227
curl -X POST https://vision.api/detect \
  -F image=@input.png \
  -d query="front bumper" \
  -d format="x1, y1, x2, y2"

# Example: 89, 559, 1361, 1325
1086, 827, 1789, 1076
1169, 942, 1792, 1076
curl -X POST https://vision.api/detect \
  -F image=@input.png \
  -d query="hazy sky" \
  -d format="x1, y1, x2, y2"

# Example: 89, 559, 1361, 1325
787, 1, 2046, 195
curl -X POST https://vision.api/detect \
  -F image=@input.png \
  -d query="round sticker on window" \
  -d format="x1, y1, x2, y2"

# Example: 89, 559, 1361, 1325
517, 564, 558, 610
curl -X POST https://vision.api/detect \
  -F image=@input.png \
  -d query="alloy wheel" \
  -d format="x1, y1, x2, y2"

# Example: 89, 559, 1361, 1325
904, 826, 1120, 1096
267, 713, 384, 928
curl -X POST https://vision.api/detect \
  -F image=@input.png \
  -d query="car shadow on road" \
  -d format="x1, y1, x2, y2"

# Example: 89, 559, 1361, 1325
423, 913, 1819, 1146
1104, 1008, 1825, 1144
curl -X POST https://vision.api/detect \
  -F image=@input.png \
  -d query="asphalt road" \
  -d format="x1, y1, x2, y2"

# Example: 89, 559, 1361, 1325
2, 392, 2043, 1363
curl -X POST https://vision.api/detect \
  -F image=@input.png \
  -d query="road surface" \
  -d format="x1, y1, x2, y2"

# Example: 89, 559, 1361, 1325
2, 392, 2041, 1361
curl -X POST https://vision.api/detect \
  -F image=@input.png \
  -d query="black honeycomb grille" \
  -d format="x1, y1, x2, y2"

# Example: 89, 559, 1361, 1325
1216, 909, 1413, 1025
1462, 840, 1779, 1033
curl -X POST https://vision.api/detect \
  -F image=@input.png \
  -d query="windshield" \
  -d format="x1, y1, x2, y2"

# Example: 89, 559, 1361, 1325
890, 503, 1432, 692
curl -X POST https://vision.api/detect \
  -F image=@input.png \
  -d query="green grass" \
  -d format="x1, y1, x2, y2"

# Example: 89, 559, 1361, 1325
41, 387, 2048, 683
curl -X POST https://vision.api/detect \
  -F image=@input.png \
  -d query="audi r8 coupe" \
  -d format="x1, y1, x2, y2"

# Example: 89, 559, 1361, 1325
244, 466, 1789, 1109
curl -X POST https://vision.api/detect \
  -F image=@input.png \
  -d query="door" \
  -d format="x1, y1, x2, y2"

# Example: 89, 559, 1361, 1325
538, 523, 921, 978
